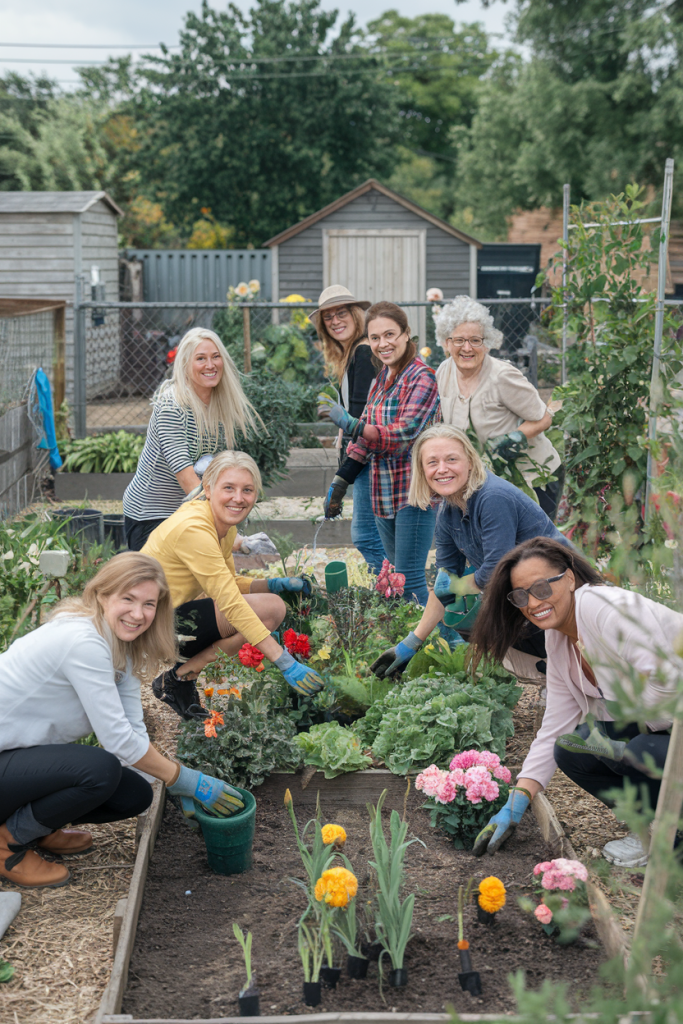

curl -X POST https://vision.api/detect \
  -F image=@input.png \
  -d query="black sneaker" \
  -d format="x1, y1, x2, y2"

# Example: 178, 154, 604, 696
152, 668, 208, 721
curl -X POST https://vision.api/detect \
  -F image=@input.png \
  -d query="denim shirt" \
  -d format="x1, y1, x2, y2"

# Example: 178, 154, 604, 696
434, 472, 569, 588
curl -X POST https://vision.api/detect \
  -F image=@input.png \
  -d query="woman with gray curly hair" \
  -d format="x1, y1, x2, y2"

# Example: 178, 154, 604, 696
434, 296, 563, 519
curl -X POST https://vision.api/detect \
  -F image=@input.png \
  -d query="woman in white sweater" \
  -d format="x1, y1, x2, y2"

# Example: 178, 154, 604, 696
469, 537, 681, 868
0, 552, 246, 889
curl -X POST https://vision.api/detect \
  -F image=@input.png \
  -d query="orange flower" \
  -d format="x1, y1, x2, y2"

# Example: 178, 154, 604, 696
255, 663, 264, 672
457, 940, 469, 950
203, 710, 224, 738
204, 687, 214, 697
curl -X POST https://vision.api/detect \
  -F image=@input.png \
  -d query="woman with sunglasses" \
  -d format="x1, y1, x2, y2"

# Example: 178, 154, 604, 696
468, 536, 681, 868
312, 286, 386, 574
371, 424, 570, 679
434, 297, 564, 520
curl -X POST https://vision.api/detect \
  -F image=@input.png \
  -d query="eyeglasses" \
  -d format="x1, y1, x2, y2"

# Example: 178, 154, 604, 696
447, 336, 485, 348
322, 307, 351, 323
507, 571, 567, 608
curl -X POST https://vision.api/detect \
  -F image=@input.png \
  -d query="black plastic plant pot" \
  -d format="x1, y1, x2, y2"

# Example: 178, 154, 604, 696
238, 994, 260, 1016
477, 905, 497, 925
303, 981, 322, 1007
347, 955, 369, 979
320, 965, 342, 989
389, 968, 408, 988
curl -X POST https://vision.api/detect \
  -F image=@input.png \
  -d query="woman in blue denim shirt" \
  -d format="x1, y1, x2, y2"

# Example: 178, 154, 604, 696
371, 423, 570, 679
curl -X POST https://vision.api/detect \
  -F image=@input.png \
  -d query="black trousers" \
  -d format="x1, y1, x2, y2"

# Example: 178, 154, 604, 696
0, 745, 153, 832
125, 515, 165, 552
553, 721, 670, 811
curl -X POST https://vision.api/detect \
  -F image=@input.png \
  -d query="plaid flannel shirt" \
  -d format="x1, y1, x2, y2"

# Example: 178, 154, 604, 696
346, 357, 441, 518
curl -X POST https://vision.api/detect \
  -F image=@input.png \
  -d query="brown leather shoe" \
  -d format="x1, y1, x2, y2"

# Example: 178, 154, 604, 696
0, 823, 70, 889
38, 828, 93, 856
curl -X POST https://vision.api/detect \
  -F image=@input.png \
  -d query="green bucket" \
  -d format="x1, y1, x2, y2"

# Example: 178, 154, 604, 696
325, 560, 348, 594
194, 786, 256, 875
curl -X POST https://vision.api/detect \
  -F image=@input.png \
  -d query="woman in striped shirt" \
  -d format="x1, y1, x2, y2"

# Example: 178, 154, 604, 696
123, 327, 259, 551
321, 302, 440, 606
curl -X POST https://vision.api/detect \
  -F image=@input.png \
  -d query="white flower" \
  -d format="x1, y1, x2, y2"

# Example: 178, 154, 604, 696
248, 279, 261, 292
2, 550, 14, 560
235, 282, 249, 297
665, 539, 678, 549
426, 287, 444, 301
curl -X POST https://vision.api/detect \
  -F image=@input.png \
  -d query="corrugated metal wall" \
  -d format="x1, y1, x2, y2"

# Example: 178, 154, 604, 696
121, 249, 272, 302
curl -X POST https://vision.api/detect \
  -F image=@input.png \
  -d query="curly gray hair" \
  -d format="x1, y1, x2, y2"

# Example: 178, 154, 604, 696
434, 296, 503, 350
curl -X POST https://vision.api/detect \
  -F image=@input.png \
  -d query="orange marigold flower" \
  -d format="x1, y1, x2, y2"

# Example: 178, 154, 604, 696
314, 867, 358, 908
321, 824, 347, 846
204, 687, 214, 697
457, 940, 469, 950
478, 876, 506, 913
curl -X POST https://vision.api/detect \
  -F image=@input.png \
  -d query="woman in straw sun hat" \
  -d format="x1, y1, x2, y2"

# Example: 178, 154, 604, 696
312, 285, 386, 574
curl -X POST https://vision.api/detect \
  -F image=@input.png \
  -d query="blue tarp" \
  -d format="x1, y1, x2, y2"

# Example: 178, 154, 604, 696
34, 368, 62, 470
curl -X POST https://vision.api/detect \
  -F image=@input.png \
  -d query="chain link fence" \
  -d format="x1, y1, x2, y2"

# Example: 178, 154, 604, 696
0, 300, 65, 417
73, 297, 553, 436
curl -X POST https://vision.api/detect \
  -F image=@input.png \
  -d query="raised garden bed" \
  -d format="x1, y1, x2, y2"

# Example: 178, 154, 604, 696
109, 776, 602, 1024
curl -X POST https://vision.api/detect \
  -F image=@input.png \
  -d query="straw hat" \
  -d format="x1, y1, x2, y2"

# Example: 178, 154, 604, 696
309, 285, 370, 323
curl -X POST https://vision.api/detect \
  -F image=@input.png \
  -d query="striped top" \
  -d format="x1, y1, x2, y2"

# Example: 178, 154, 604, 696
123, 395, 225, 521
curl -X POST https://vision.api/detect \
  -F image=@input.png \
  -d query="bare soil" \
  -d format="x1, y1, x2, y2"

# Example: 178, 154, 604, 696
123, 787, 602, 1020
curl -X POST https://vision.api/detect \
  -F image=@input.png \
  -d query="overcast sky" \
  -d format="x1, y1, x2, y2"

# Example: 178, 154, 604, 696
0, 0, 514, 88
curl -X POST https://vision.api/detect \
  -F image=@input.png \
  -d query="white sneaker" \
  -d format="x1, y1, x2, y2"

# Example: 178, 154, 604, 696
602, 832, 648, 867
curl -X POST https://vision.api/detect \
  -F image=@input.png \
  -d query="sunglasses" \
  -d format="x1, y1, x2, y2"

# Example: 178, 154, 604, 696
507, 571, 567, 608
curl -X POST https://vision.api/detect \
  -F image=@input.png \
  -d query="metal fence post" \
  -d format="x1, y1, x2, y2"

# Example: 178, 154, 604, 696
645, 157, 675, 524
561, 183, 570, 385
243, 305, 252, 373
73, 276, 87, 438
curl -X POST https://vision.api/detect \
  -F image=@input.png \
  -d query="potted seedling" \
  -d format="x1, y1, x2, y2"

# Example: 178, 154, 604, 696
476, 876, 506, 924
368, 790, 423, 988
457, 881, 482, 996
332, 890, 368, 979
298, 916, 324, 1006
233, 923, 260, 1016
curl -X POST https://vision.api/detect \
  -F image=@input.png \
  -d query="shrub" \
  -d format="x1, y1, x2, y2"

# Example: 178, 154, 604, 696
59, 431, 145, 473
237, 376, 321, 486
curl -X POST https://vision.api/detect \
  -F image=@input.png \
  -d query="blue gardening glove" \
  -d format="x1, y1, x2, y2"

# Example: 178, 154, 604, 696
434, 566, 478, 602
317, 392, 359, 434
275, 650, 324, 695
167, 765, 245, 818
488, 430, 529, 463
473, 787, 531, 856
267, 576, 313, 597
324, 474, 349, 519
370, 630, 422, 679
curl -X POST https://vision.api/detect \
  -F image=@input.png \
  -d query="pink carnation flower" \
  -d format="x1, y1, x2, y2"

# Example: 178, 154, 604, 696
533, 861, 552, 877
534, 858, 587, 892
493, 765, 512, 783
534, 903, 553, 925
553, 858, 588, 882
450, 750, 482, 771
415, 765, 448, 799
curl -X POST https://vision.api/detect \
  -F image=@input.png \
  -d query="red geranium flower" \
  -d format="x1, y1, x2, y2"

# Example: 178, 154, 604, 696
283, 628, 311, 659
238, 643, 265, 668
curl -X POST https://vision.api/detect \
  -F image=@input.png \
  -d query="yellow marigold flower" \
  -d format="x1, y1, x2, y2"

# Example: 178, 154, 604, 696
420, 346, 432, 358
321, 824, 346, 846
314, 867, 358, 908
316, 646, 331, 661
478, 876, 506, 913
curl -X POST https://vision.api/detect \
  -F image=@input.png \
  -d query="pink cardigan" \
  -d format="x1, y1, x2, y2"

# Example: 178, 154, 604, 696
520, 584, 683, 789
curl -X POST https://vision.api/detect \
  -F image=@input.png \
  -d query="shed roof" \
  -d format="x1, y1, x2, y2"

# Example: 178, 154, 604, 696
0, 191, 123, 217
264, 179, 482, 248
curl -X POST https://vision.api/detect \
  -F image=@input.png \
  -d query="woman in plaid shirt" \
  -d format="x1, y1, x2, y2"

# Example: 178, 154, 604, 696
320, 301, 441, 605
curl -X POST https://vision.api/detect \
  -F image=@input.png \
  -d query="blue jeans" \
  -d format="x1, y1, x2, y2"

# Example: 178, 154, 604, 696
374, 504, 436, 607
351, 464, 386, 575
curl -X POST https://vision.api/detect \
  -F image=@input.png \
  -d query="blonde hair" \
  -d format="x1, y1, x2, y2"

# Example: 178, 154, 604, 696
191, 449, 262, 502
409, 424, 488, 509
315, 304, 367, 381
154, 327, 261, 446
50, 553, 176, 682
434, 296, 503, 351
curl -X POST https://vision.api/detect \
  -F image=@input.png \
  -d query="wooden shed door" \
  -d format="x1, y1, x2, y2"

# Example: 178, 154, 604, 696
323, 229, 426, 341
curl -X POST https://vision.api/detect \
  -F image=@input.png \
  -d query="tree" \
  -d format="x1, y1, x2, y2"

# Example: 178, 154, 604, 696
123, 0, 404, 246
454, 0, 683, 238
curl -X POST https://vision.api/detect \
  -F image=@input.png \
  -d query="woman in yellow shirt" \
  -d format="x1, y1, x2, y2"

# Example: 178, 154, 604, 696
142, 450, 323, 719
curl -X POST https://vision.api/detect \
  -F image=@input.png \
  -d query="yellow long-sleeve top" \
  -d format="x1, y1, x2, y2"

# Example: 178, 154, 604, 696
141, 499, 271, 647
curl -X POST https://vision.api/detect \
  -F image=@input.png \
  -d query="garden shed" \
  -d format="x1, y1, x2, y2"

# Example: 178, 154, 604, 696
265, 179, 481, 337
0, 190, 123, 413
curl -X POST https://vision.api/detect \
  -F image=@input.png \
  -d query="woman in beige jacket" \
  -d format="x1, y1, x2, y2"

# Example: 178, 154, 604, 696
434, 297, 563, 520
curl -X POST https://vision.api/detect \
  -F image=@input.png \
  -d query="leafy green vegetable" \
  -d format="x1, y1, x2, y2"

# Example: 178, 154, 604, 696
295, 721, 372, 778
353, 673, 521, 773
